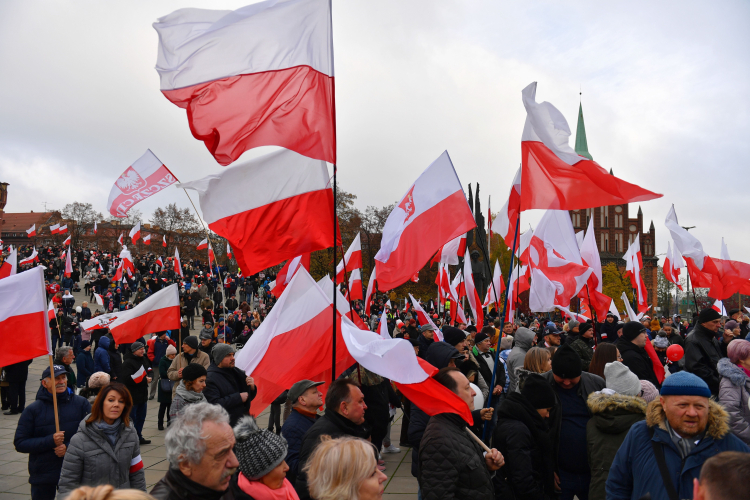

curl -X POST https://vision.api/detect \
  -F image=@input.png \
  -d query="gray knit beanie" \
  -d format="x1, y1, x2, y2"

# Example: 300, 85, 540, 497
212, 343, 235, 365
604, 361, 641, 396
233, 416, 288, 480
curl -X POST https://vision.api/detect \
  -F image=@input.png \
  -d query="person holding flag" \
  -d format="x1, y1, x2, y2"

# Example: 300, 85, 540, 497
120, 341, 153, 445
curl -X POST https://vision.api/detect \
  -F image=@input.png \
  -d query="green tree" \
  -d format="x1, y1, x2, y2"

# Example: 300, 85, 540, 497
602, 262, 633, 316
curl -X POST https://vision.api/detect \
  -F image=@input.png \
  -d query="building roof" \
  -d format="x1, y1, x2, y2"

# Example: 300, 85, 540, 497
574, 102, 593, 161
1, 212, 55, 234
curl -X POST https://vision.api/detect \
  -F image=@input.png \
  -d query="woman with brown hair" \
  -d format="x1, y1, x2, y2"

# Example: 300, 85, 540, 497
58, 383, 146, 496
588, 343, 621, 380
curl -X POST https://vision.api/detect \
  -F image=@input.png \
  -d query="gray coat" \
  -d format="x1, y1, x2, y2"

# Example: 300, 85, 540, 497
58, 416, 146, 496
506, 328, 536, 393
718, 357, 750, 445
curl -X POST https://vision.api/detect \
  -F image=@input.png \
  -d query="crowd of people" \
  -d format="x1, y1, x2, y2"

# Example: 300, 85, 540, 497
3, 243, 750, 500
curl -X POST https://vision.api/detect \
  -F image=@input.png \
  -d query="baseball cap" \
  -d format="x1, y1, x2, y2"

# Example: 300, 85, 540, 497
288, 380, 324, 404
544, 324, 561, 336
42, 364, 67, 380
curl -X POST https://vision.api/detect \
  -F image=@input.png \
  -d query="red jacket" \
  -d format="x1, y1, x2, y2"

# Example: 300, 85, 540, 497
146, 336, 176, 362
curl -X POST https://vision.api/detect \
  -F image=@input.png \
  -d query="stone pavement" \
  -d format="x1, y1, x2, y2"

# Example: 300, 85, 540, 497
0, 286, 419, 499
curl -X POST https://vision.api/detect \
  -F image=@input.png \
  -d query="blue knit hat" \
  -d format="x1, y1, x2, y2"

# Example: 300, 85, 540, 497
660, 371, 711, 398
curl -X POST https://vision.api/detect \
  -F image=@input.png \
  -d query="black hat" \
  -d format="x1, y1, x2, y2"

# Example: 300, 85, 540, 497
182, 363, 207, 382
521, 373, 556, 409
551, 344, 582, 379
442, 327, 467, 347
622, 321, 646, 342
579, 323, 593, 336
406, 338, 420, 347
465, 325, 477, 333
130, 341, 145, 353
698, 307, 722, 324
233, 416, 288, 480
474, 331, 490, 344
728, 308, 740, 317
182, 336, 199, 349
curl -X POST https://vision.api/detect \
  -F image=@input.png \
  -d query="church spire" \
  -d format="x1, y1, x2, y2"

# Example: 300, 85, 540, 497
575, 101, 593, 161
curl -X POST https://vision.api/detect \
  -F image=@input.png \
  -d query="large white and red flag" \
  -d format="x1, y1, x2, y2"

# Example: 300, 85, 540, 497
106, 284, 181, 344
235, 268, 355, 414
26, 224, 36, 237
623, 235, 649, 313
143, 234, 151, 245
317, 275, 368, 330
0, 267, 52, 366
0, 247, 18, 279
497, 167, 522, 249
520, 82, 661, 211
663, 240, 683, 291
174, 248, 183, 277
347, 269, 363, 301
129, 222, 141, 243
430, 233, 467, 266
197, 238, 208, 251
578, 216, 611, 319
59, 225, 68, 235
408, 294, 442, 341
375, 151, 476, 290
179, 148, 337, 276
154, 0, 335, 166
19, 247, 39, 266
50, 224, 60, 235
270, 254, 310, 298
462, 247, 484, 329
335, 233, 362, 284
482, 260, 505, 311
107, 150, 177, 218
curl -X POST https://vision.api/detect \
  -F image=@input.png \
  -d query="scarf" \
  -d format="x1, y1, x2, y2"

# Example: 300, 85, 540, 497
175, 380, 207, 404
94, 418, 122, 447
665, 420, 705, 459
237, 473, 299, 500
738, 363, 750, 379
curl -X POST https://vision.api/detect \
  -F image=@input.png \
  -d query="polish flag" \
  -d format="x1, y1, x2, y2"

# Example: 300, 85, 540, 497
270, 254, 310, 298
462, 247, 484, 329
113, 260, 125, 282
482, 260, 505, 310
0, 247, 18, 279
26, 224, 36, 237
408, 294, 442, 341
63, 235, 71, 246
107, 150, 177, 218
48, 300, 56, 322
108, 284, 181, 344
119, 246, 135, 276
64, 247, 73, 277
578, 217, 611, 319
227, 242, 233, 260
450, 270, 466, 300
623, 235, 649, 313
93, 221, 97, 235
129, 455, 144, 474
347, 269, 363, 301
520, 82, 661, 211
235, 268, 356, 414
335, 234, 362, 284
162, 235, 167, 247
375, 151, 476, 290
93, 292, 104, 307
50, 224, 60, 235
59, 225, 68, 235
430, 233, 467, 266
435, 264, 452, 304
154, 0, 335, 166
609, 300, 621, 321
340, 320, 472, 425
143, 234, 151, 245
197, 238, 208, 251
174, 248, 183, 278
155, 257, 163, 269
621, 292, 644, 322
129, 222, 141, 243
179, 148, 337, 276
505, 264, 529, 321
117, 234, 124, 246
0, 267, 52, 366
712, 300, 727, 316
317, 275, 368, 331
496, 167, 522, 249
663, 241, 683, 291
377, 313, 391, 339
131, 365, 147, 384
364, 266, 377, 315
19, 247, 39, 266
98, 262, 104, 273
207, 243, 216, 266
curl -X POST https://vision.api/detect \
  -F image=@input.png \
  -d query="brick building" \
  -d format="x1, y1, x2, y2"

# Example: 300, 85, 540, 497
568, 103, 658, 306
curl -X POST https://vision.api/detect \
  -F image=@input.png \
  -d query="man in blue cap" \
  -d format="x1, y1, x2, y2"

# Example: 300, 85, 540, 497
606, 371, 750, 500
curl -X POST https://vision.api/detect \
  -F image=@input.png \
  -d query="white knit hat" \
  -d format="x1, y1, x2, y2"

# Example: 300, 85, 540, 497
604, 361, 641, 396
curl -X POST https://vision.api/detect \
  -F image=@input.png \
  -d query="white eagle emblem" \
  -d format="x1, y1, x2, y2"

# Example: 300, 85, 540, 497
116, 167, 146, 194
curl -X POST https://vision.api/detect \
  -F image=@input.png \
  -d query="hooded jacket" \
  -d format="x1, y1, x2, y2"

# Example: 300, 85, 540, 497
507, 328, 536, 393
203, 364, 256, 427
58, 417, 146, 496
586, 392, 647, 500
685, 324, 723, 395
606, 399, 750, 500
718, 357, 750, 445
93, 336, 111, 374
616, 338, 661, 388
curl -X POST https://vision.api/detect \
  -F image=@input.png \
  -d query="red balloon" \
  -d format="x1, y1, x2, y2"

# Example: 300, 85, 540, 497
666, 344, 684, 362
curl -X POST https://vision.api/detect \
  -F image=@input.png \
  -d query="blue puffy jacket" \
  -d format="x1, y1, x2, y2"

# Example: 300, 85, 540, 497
94, 336, 111, 374
14, 386, 91, 485
606, 399, 750, 500
76, 350, 95, 387
281, 409, 318, 485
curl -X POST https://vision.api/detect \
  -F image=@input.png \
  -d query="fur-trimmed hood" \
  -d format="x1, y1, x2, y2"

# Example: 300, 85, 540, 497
645, 398, 730, 440
718, 357, 750, 387
587, 392, 647, 435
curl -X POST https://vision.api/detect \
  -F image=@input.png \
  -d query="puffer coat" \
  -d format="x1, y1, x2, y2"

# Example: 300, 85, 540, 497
718, 357, 750, 445
58, 416, 146, 496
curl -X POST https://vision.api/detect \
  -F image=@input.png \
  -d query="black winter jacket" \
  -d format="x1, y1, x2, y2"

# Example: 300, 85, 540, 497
150, 468, 232, 500
204, 364, 256, 426
685, 324, 723, 395
281, 409, 318, 485
14, 386, 91, 485
419, 413, 494, 500
120, 352, 152, 405
295, 410, 370, 500
616, 339, 660, 388
598, 320, 620, 343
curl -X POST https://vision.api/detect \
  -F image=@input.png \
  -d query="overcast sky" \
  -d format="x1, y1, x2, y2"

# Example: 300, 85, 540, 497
1, 1, 748, 262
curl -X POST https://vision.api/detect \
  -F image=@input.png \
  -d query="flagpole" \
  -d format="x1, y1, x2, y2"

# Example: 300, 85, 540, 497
49, 310, 64, 433
482, 210, 520, 442
332, 165, 338, 382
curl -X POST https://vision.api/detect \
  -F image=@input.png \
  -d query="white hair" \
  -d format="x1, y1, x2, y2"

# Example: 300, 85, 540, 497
165, 403, 230, 468
55, 346, 73, 362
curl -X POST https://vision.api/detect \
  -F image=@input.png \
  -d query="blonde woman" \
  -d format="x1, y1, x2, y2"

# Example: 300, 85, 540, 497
304, 436, 387, 500
514, 347, 552, 392
64, 485, 155, 500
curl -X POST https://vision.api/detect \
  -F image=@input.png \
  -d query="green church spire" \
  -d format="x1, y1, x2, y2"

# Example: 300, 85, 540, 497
574, 102, 593, 160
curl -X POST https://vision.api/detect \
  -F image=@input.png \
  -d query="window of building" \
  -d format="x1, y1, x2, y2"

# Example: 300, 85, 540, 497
601, 206, 609, 228
571, 211, 581, 227
585, 208, 591, 227
604, 233, 609, 252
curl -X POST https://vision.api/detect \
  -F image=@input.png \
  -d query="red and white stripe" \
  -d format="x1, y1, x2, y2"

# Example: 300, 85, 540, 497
482, 260, 505, 310
117, 234, 124, 246
375, 151, 476, 290
107, 150, 177, 218
129, 454, 144, 474
162, 234, 167, 247
93, 221, 97, 235
26, 224, 36, 237
174, 248, 183, 278
270, 254, 310, 298
129, 222, 141, 244
93, 292, 104, 307
63, 235, 71, 246
408, 294, 442, 341
154, 0, 335, 166
317, 275, 368, 331
48, 300, 56, 322
19, 248, 39, 266
623, 235, 649, 313
50, 224, 60, 235
462, 247, 484, 329
496, 167, 522, 249
227, 242, 232, 260
197, 238, 208, 251
179, 148, 336, 276
64, 247, 73, 278
430, 233, 466, 266
347, 269, 363, 301
0, 267, 52, 366
663, 240, 683, 291
364, 266, 377, 316
712, 300, 727, 316
335, 233, 362, 284
155, 257, 164, 269
131, 365, 147, 384
0, 247, 18, 280
58, 225, 68, 235
108, 284, 181, 344
143, 234, 151, 245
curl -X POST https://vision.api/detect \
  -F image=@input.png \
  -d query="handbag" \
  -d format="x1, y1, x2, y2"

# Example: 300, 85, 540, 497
160, 378, 174, 392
